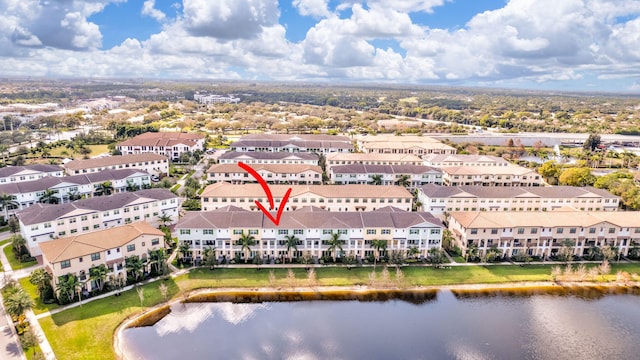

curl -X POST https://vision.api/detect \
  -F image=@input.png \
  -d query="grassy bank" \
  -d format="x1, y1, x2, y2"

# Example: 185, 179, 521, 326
3, 244, 37, 270
38, 263, 640, 360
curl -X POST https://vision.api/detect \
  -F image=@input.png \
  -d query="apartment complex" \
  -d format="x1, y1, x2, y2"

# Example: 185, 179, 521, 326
325, 153, 423, 170
357, 135, 456, 155
229, 134, 354, 154
0, 169, 152, 211
217, 151, 319, 165
448, 209, 640, 259
330, 164, 443, 188
422, 154, 510, 167
64, 153, 169, 176
0, 164, 64, 184
207, 164, 323, 184
176, 206, 443, 261
419, 184, 620, 214
116, 132, 205, 160
16, 188, 179, 256
194, 93, 240, 104
201, 183, 414, 212
441, 164, 544, 186
40, 222, 165, 293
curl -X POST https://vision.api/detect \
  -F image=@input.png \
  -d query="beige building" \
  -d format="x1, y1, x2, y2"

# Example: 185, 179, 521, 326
325, 153, 423, 170
419, 185, 620, 215
357, 135, 456, 155
207, 164, 323, 184
441, 164, 544, 186
117, 132, 205, 161
448, 209, 640, 259
201, 182, 414, 212
422, 154, 510, 167
217, 151, 319, 165
330, 164, 443, 188
229, 134, 354, 154
64, 153, 169, 176
0, 164, 64, 184
177, 207, 443, 261
40, 222, 164, 293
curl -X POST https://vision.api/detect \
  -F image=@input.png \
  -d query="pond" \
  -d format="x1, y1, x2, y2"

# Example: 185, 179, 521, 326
120, 287, 640, 359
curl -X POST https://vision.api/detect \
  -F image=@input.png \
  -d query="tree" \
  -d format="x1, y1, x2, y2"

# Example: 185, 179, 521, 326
556, 239, 575, 263
0, 192, 19, 221
427, 247, 446, 266
11, 234, 26, 257
157, 212, 173, 227
203, 246, 217, 270
125, 255, 144, 282
148, 248, 167, 275
8, 216, 19, 233
327, 232, 344, 263
89, 264, 108, 292
583, 133, 601, 152
370, 174, 383, 185
558, 167, 596, 187
4, 288, 33, 320
396, 174, 411, 188
407, 246, 420, 259
38, 189, 60, 204
95, 181, 114, 196
370, 239, 387, 267
125, 179, 140, 192
284, 235, 299, 264
537, 161, 561, 184
238, 231, 257, 263
57, 274, 81, 303
29, 268, 52, 300
178, 243, 191, 260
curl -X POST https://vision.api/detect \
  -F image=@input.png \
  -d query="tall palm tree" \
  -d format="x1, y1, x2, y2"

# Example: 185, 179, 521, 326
203, 246, 217, 270
157, 212, 173, 227
125, 255, 144, 282
407, 246, 420, 259
327, 232, 344, 263
0, 192, 19, 221
148, 248, 167, 275
95, 181, 114, 196
38, 189, 60, 204
238, 231, 257, 263
284, 235, 299, 264
4, 288, 33, 320
89, 264, 108, 292
29, 268, 52, 300
178, 243, 191, 260
57, 274, 81, 303
11, 234, 26, 257
370, 174, 383, 185
396, 174, 411, 188
370, 239, 387, 267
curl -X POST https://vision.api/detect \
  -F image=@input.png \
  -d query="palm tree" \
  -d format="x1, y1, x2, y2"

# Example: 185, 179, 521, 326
396, 174, 411, 188
148, 248, 167, 275
157, 212, 173, 227
370, 239, 387, 267
57, 274, 81, 303
407, 246, 420, 259
178, 243, 191, 260
29, 268, 52, 300
68, 191, 83, 201
125, 179, 140, 192
203, 246, 218, 270
38, 189, 60, 204
125, 255, 144, 283
11, 234, 26, 257
370, 174, 383, 185
89, 264, 108, 292
238, 231, 256, 263
284, 235, 299, 264
0, 192, 19, 221
327, 232, 344, 263
95, 181, 114, 196
4, 288, 33, 320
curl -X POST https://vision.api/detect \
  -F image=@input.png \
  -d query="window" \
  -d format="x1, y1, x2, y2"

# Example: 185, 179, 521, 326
81, 215, 88, 221
470, 229, 478, 235
82, 226, 89, 231
589, 227, 596, 234
203, 229, 214, 235
531, 228, 538, 234
366, 229, 376, 235
249, 229, 259, 235
278, 229, 288, 235
608, 228, 616, 234
490, 229, 498, 235
430, 229, 440, 235
233, 229, 243, 235
409, 229, 419, 235
152, 238, 160, 246
569, 228, 577, 234
60, 260, 71, 269
127, 244, 136, 252
58, 231, 66, 236
91, 253, 100, 261
517, 228, 525, 234
381, 229, 391, 235
69, 218, 77, 224
180, 229, 191, 235
293, 229, 304, 235
556, 228, 563, 234
322, 229, 332, 235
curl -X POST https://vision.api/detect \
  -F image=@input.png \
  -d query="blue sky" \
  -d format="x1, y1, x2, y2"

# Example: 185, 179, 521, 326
1, 0, 640, 92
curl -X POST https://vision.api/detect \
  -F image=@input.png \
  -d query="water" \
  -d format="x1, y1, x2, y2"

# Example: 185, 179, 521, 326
121, 289, 640, 360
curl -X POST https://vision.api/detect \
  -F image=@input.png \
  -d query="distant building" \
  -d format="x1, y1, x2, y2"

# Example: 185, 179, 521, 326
325, 153, 423, 171
207, 164, 323, 184
441, 164, 544, 186
64, 153, 169, 176
357, 135, 456, 155
116, 132, 205, 161
229, 134, 354, 154
217, 151, 319, 165
194, 93, 240, 104
330, 164, 443, 188
0, 164, 64, 184
422, 154, 510, 167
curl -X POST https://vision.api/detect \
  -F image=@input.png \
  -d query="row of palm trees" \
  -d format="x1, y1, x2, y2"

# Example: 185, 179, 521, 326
367, 174, 412, 187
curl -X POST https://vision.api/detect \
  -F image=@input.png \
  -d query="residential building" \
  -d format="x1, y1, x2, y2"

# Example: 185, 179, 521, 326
441, 164, 544, 186
64, 153, 169, 176
229, 134, 354, 154
422, 154, 510, 167
330, 164, 443, 188
0, 169, 152, 212
448, 209, 640, 259
419, 184, 620, 215
325, 153, 423, 171
116, 132, 205, 160
217, 151, 319, 165
176, 206, 443, 261
194, 93, 240, 104
40, 222, 165, 293
201, 183, 414, 212
0, 164, 64, 184
207, 164, 323, 184
16, 188, 179, 256
357, 135, 456, 155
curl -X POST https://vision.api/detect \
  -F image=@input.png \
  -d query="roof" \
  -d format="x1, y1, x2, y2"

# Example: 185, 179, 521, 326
422, 154, 509, 164
0, 164, 63, 177
118, 132, 204, 147
218, 151, 319, 161
201, 182, 413, 199
176, 207, 442, 230
64, 153, 168, 171
441, 164, 535, 176
325, 153, 423, 163
363, 141, 455, 151
419, 184, 619, 199
230, 139, 354, 150
331, 164, 440, 175
358, 135, 444, 143
15, 188, 177, 225
0, 169, 149, 195
451, 209, 640, 229
207, 163, 323, 174
239, 134, 351, 142
40, 222, 164, 263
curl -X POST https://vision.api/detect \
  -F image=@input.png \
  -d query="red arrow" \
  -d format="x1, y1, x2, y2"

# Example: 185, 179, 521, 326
238, 162, 292, 226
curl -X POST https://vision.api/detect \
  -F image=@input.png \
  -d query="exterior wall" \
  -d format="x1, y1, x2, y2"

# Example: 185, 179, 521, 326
208, 169, 323, 184
361, 146, 456, 155
0, 170, 64, 184
45, 232, 163, 293
117, 139, 205, 161
330, 170, 443, 188
66, 159, 169, 176
229, 144, 352, 154
178, 225, 443, 261
442, 171, 543, 187
21, 198, 179, 256
218, 157, 319, 165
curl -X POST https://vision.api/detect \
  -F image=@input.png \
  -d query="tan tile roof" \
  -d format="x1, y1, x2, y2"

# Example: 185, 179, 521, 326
364, 141, 455, 150
423, 154, 508, 164
64, 154, 168, 171
207, 164, 323, 174
201, 182, 413, 199
325, 153, 423, 163
441, 164, 536, 176
39, 222, 164, 263
358, 135, 444, 143
420, 185, 618, 199
118, 132, 204, 147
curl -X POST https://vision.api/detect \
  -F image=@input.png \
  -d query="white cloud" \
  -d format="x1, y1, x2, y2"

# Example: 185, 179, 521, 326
338, 0, 447, 13
142, 0, 167, 22
293, 0, 331, 18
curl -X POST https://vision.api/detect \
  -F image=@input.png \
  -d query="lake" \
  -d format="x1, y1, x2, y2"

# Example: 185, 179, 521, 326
120, 287, 640, 359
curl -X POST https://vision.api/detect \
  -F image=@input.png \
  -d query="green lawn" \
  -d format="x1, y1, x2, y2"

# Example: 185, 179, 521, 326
18, 278, 61, 315
43, 144, 111, 159
3, 245, 37, 270
37, 263, 640, 360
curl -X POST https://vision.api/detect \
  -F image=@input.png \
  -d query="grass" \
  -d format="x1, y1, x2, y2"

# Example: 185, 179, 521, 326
37, 263, 640, 360
3, 245, 37, 270
42, 144, 111, 159
18, 278, 62, 315
451, 256, 466, 263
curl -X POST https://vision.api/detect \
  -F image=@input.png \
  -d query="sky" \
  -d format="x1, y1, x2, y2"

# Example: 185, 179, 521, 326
1, 0, 640, 92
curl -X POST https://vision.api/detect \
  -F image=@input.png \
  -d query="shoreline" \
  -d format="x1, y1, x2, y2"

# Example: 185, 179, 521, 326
113, 280, 640, 359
